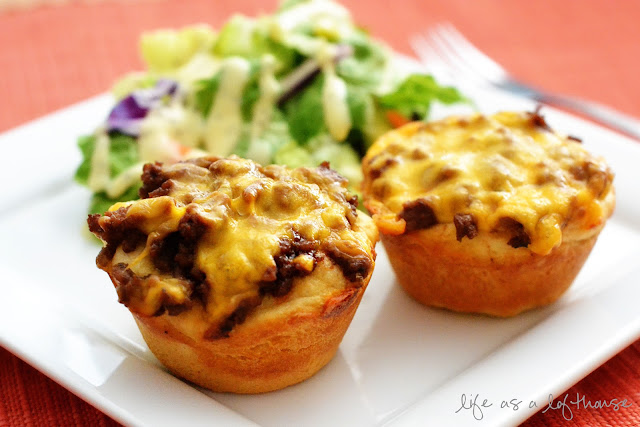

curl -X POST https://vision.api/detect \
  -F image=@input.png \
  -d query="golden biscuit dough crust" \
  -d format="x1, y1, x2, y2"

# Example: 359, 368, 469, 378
378, 222, 601, 317
90, 157, 379, 392
362, 112, 615, 316
135, 259, 371, 393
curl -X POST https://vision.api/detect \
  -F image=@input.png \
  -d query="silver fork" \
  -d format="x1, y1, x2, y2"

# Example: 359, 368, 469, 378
411, 23, 640, 140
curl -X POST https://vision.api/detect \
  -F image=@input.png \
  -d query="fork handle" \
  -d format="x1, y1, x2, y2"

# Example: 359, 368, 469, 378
532, 91, 640, 141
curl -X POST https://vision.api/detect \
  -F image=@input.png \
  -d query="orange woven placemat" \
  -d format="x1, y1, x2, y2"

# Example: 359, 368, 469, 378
1, 0, 640, 425
2, 0, 640, 133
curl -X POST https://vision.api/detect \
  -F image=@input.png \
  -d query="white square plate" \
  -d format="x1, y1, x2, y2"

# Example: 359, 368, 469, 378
1, 70, 640, 426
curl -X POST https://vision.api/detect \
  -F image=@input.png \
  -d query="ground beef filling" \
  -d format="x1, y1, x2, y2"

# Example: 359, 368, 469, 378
148, 206, 209, 304
204, 232, 321, 339
139, 162, 172, 199
259, 232, 320, 297
209, 230, 371, 339
453, 213, 478, 242
397, 199, 532, 248
89, 204, 209, 317
209, 296, 262, 339
529, 107, 553, 132
497, 217, 532, 249
368, 156, 399, 180
140, 158, 221, 199
88, 206, 146, 268
109, 263, 148, 309
91, 157, 371, 338
345, 193, 359, 227
110, 264, 191, 316
399, 199, 438, 233
323, 240, 372, 283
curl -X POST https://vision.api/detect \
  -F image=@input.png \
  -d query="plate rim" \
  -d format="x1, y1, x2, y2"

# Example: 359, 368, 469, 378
2, 72, 640, 426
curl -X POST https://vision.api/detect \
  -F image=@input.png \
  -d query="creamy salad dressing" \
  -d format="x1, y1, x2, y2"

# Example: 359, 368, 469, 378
87, 131, 111, 193
322, 64, 351, 141
96, 44, 354, 195
250, 55, 280, 140
271, 0, 352, 56
204, 57, 251, 155
275, 0, 350, 33
85, 5, 375, 199
315, 43, 351, 142
88, 102, 204, 198
175, 52, 220, 86
273, 32, 324, 57
139, 107, 194, 159
77, 0, 465, 214
106, 163, 145, 198
244, 55, 283, 164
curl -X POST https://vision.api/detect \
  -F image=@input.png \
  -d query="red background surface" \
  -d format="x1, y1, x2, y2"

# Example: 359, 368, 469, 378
1, 0, 639, 425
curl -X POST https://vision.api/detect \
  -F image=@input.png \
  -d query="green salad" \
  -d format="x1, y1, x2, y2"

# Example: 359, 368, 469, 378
75, 0, 465, 214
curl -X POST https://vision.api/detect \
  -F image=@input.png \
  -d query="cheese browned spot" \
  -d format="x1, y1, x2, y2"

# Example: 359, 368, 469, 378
362, 111, 615, 255
89, 156, 375, 338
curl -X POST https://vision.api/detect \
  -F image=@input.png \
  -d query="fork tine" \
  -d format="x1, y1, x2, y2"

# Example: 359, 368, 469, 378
409, 34, 432, 65
435, 23, 508, 83
409, 33, 457, 82
412, 23, 640, 140
423, 24, 490, 86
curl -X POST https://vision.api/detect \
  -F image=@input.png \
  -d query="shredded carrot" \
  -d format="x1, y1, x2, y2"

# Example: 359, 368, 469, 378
385, 110, 411, 128
177, 144, 191, 156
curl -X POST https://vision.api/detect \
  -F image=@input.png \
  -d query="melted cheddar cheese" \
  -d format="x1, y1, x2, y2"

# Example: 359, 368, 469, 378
362, 112, 615, 255
93, 156, 377, 336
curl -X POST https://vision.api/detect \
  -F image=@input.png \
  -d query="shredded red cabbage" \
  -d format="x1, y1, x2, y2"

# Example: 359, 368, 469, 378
107, 79, 178, 136
278, 44, 353, 106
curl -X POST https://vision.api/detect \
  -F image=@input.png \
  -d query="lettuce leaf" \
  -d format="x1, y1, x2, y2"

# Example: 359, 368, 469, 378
235, 111, 292, 158
75, 133, 141, 214
140, 26, 216, 73
277, 0, 310, 12
376, 74, 467, 119
346, 84, 370, 130
195, 60, 264, 120
337, 29, 388, 90
194, 73, 221, 117
240, 62, 263, 121
74, 135, 96, 186
213, 15, 298, 71
282, 74, 326, 145
109, 133, 139, 177
308, 135, 362, 185
89, 185, 140, 215
74, 133, 139, 187
273, 141, 314, 168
